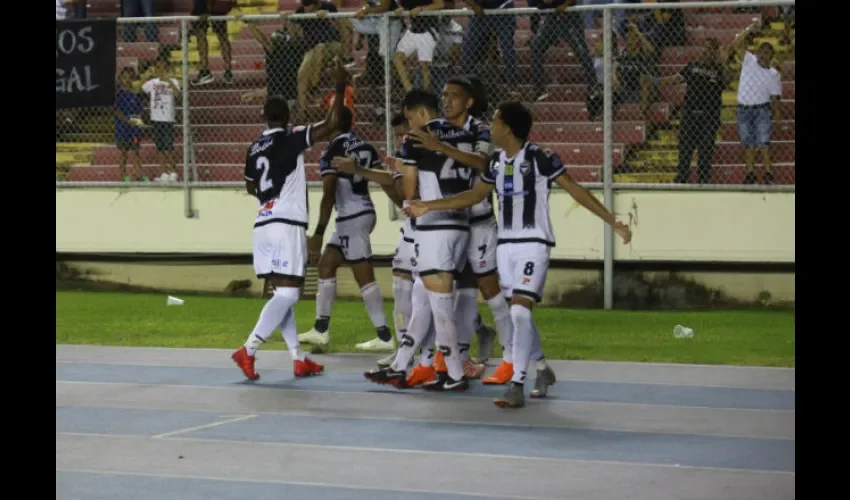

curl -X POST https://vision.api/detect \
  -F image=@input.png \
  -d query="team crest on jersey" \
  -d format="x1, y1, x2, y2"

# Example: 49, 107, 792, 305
519, 161, 532, 176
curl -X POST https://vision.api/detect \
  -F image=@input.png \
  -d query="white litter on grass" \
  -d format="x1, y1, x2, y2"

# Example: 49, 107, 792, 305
166, 296, 184, 306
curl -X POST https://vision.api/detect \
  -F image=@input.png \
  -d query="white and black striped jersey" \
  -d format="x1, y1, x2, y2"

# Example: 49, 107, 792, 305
398, 118, 481, 231
244, 125, 312, 228
393, 168, 416, 240
319, 132, 381, 221
458, 115, 497, 225
481, 142, 567, 246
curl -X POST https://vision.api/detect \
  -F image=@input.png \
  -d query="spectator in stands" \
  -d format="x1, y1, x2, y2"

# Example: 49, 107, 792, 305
190, 0, 234, 86
141, 56, 180, 183
121, 0, 158, 43
114, 67, 145, 182
582, 0, 627, 40
459, 0, 518, 98
352, 1, 404, 85
328, 0, 357, 67
393, 0, 445, 92
637, 0, 686, 60
322, 61, 357, 122
730, 21, 781, 184
239, 14, 307, 114
530, 0, 597, 102
57, 0, 87, 19
613, 17, 656, 117
654, 38, 728, 183
289, 0, 343, 120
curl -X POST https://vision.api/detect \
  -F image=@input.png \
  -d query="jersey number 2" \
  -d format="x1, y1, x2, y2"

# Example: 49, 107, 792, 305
256, 156, 273, 192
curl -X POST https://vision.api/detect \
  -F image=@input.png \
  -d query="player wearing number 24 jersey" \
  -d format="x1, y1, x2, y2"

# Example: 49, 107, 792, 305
230, 60, 350, 383
406, 101, 633, 409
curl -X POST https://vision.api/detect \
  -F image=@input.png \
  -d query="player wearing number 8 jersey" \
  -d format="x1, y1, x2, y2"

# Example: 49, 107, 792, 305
406, 101, 632, 408
230, 61, 350, 382
297, 106, 396, 354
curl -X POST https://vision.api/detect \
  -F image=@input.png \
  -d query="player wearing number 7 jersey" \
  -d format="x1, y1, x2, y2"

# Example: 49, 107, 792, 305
297, 106, 396, 353
230, 60, 350, 382
406, 101, 633, 408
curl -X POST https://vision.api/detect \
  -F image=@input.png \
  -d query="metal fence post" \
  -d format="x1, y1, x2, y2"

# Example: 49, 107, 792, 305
602, 6, 614, 310
181, 18, 194, 218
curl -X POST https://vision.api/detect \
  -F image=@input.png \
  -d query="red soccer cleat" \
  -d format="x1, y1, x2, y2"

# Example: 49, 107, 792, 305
294, 357, 325, 377
231, 346, 260, 381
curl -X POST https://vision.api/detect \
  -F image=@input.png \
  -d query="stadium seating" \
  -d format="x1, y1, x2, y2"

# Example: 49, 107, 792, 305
58, 0, 795, 186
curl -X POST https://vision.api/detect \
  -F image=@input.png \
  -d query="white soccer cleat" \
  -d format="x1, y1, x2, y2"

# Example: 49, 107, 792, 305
356, 337, 396, 352
298, 329, 329, 346
376, 348, 398, 367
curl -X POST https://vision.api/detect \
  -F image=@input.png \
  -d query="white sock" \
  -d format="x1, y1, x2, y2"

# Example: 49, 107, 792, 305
361, 281, 391, 342
418, 322, 437, 367
509, 304, 533, 384
392, 276, 414, 345
454, 287, 479, 362
486, 295, 514, 364
244, 286, 301, 356
531, 322, 547, 370
428, 290, 463, 381
391, 277, 433, 371
314, 278, 337, 332
278, 308, 305, 361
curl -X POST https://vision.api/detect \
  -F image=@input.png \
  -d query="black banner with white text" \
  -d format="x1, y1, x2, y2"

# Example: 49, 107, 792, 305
56, 19, 117, 109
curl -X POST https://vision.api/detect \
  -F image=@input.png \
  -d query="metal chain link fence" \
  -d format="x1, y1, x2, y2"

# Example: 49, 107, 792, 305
56, 0, 794, 189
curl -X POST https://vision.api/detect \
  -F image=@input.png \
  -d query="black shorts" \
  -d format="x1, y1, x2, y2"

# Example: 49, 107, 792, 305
151, 121, 174, 151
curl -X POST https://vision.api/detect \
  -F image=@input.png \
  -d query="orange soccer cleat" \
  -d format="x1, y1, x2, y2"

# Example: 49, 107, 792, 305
481, 361, 514, 385
433, 350, 448, 374
231, 346, 260, 381
406, 364, 437, 387
294, 357, 325, 377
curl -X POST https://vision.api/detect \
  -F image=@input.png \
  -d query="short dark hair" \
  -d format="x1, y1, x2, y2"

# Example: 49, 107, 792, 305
445, 76, 475, 99
391, 113, 407, 128
338, 105, 353, 133
496, 101, 533, 141
402, 89, 439, 114
467, 75, 488, 119
263, 95, 290, 125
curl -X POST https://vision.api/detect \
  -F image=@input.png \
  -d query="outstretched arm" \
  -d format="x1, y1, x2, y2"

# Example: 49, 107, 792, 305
406, 181, 494, 217
554, 172, 632, 244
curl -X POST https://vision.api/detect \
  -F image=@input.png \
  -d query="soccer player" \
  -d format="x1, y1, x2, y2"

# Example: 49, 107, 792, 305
297, 106, 395, 353
406, 101, 632, 408
363, 89, 474, 391
403, 77, 511, 381
230, 60, 349, 381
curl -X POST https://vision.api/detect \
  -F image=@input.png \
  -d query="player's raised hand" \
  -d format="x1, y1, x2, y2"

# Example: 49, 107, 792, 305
408, 128, 442, 152
613, 220, 632, 244
385, 156, 405, 172
331, 156, 356, 174
405, 200, 429, 218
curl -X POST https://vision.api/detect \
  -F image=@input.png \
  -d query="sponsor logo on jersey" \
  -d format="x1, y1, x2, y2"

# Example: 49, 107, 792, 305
258, 200, 275, 217
271, 259, 288, 269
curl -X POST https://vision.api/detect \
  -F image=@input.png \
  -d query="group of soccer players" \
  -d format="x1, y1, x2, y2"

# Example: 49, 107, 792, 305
231, 60, 632, 409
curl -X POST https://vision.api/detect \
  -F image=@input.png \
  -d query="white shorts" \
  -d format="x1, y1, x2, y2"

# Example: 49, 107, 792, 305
392, 229, 415, 274
466, 219, 498, 277
497, 242, 551, 303
414, 229, 470, 277
253, 222, 307, 280
352, 18, 403, 57
396, 30, 437, 62
326, 212, 376, 263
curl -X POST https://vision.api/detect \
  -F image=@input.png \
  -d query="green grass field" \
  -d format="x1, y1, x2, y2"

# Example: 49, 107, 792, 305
56, 290, 795, 367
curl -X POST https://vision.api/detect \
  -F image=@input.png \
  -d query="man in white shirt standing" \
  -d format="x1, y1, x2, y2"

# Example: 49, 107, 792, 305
731, 22, 782, 184
141, 56, 181, 182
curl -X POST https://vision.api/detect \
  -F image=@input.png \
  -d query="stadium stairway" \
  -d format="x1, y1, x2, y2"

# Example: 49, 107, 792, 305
61, 1, 795, 185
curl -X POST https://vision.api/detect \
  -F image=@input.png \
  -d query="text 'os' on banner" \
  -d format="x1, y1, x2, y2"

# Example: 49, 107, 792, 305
56, 18, 117, 109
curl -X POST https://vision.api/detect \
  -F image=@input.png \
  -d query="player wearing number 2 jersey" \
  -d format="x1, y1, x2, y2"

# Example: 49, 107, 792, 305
406, 101, 633, 408
297, 106, 396, 355
230, 61, 349, 382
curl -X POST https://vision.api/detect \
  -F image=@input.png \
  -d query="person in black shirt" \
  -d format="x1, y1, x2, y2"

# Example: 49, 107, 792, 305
393, 0, 445, 92
239, 15, 308, 110
655, 38, 729, 183
231, 61, 350, 383
289, 0, 343, 118
530, 0, 597, 102
613, 19, 657, 117
459, 0, 518, 93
